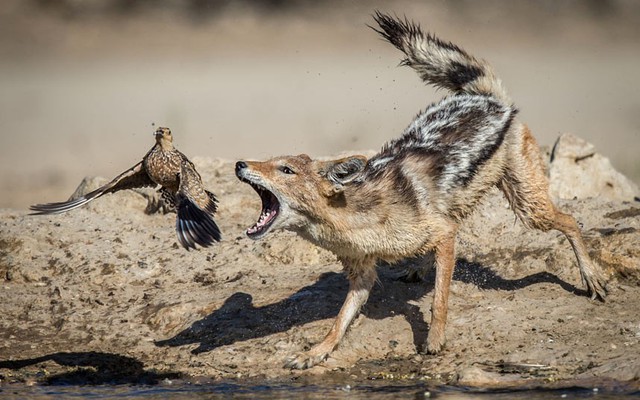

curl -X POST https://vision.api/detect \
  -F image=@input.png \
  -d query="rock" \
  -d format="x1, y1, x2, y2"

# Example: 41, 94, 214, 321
140, 301, 201, 336
578, 359, 640, 382
68, 176, 109, 201
549, 134, 639, 201
591, 243, 640, 284
2, 152, 640, 385
456, 366, 523, 388
68, 176, 158, 213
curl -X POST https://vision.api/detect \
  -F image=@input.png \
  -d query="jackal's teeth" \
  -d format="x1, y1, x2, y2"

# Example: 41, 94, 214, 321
243, 180, 281, 238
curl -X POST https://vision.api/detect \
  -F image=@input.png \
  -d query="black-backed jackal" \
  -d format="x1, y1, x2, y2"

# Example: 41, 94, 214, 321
236, 12, 607, 369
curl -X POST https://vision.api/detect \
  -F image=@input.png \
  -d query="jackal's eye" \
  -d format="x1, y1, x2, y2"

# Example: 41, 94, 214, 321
279, 166, 295, 175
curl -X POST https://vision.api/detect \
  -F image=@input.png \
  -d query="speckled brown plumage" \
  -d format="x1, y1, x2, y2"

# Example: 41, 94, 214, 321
30, 127, 220, 249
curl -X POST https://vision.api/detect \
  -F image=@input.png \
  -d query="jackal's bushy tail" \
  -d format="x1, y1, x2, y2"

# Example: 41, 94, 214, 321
372, 11, 511, 104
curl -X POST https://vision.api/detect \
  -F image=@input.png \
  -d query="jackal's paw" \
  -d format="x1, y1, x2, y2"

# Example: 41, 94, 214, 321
422, 335, 445, 355
284, 351, 329, 370
581, 268, 608, 302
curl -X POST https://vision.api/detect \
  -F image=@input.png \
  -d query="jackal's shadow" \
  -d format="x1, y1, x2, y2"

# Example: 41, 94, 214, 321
155, 259, 581, 354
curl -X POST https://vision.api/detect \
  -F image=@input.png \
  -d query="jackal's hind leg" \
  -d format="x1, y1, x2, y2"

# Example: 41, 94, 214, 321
389, 252, 435, 283
499, 127, 607, 300
550, 211, 607, 300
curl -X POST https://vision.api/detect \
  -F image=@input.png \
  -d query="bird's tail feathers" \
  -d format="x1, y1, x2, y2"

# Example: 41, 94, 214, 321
175, 196, 221, 250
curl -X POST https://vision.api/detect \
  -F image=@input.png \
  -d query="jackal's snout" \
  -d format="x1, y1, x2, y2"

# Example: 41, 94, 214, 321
235, 161, 248, 177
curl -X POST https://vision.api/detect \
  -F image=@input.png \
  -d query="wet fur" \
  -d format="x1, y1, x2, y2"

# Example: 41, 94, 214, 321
236, 12, 607, 369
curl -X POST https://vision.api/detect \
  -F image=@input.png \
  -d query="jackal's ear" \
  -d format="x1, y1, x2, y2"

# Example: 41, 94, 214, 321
326, 155, 367, 184
318, 155, 367, 196
296, 154, 312, 162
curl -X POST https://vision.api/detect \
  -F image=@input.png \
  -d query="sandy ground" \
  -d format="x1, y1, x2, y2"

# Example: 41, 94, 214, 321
0, 1, 639, 392
0, 1, 639, 210
0, 140, 638, 389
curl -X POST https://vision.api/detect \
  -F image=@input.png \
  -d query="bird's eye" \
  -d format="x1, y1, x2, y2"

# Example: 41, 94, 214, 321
280, 166, 295, 175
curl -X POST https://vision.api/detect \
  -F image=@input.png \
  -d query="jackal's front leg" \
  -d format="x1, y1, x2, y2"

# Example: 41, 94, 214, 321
285, 260, 377, 369
424, 232, 457, 354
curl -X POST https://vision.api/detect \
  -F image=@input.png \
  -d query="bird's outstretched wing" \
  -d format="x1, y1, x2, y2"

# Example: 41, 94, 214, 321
174, 160, 221, 250
30, 161, 155, 215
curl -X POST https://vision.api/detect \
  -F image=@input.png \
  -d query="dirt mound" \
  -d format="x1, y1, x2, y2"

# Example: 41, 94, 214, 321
0, 136, 638, 388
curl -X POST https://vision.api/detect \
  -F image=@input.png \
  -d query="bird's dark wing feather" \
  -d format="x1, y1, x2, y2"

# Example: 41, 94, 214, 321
204, 190, 218, 214
174, 160, 221, 249
158, 187, 177, 210
30, 161, 155, 215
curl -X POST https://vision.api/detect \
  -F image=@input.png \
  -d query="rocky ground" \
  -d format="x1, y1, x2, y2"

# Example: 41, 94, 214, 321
0, 135, 638, 391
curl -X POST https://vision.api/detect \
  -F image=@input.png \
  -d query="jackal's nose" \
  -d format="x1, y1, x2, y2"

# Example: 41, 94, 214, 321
235, 161, 248, 173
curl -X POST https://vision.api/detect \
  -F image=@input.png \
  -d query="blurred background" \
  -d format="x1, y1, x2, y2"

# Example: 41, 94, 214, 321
1, 0, 638, 209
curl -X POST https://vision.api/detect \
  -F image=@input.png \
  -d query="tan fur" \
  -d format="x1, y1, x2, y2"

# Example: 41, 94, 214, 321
237, 117, 607, 368
235, 14, 607, 368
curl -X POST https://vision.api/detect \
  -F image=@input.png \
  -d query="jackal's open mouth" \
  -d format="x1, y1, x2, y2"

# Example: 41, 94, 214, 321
245, 183, 280, 238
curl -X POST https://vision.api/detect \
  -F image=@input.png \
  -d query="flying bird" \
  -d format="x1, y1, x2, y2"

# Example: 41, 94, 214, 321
30, 127, 221, 249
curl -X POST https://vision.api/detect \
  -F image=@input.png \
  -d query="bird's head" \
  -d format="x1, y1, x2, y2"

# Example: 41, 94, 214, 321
154, 127, 174, 149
